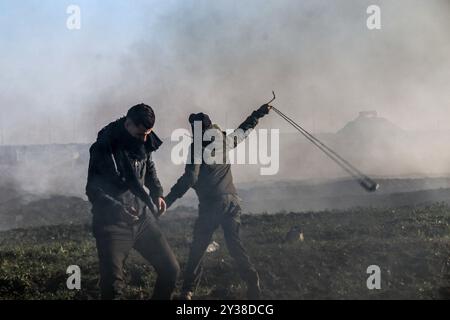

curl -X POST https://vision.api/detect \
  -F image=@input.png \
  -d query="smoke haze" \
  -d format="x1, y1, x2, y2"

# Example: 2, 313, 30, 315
0, 0, 449, 194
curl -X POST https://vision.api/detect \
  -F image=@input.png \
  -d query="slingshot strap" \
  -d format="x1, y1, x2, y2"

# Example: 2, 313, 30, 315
272, 106, 377, 189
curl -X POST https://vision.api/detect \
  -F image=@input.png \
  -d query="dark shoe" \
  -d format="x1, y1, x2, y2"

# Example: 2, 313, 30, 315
178, 291, 193, 300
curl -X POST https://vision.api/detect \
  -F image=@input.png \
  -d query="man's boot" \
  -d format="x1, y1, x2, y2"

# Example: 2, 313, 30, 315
178, 291, 193, 300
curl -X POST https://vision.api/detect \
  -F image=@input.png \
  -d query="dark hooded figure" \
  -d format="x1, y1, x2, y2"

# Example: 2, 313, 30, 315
164, 103, 272, 300
86, 103, 180, 300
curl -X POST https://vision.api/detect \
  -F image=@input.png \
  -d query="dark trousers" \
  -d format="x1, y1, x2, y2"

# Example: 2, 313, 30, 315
93, 214, 180, 300
182, 195, 259, 294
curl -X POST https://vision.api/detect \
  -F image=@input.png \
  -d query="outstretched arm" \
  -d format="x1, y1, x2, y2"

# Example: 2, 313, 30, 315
226, 104, 272, 149
164, 144, 201, 208
164, 162, 201, 208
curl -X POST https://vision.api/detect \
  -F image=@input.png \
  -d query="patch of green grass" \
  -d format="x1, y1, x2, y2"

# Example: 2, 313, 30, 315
0, 204, 449, 299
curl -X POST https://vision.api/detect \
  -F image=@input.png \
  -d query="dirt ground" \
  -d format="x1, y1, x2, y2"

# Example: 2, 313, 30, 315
0, 202, 449, 300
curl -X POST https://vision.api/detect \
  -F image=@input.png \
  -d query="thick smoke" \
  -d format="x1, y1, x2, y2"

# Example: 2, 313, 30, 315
0, 0, 449, 199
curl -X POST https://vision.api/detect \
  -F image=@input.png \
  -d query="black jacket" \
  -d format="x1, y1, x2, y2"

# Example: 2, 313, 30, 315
165, 107, 269, 206
86, 117, 163, 222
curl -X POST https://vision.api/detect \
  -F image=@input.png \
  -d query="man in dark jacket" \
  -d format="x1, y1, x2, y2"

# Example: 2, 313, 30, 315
164, 104, 272, 300
86, 103, 180, 300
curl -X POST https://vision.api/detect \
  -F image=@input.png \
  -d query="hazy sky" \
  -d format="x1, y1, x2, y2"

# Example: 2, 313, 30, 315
0, 0, 449, 145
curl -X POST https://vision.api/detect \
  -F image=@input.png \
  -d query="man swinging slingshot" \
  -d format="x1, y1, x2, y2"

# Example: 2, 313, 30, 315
164, 92, 378, 300
165, 103, 273, 300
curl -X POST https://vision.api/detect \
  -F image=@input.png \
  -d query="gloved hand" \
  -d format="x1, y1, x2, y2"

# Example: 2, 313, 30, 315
253, 104, 272, 118
258, 104, 272, 115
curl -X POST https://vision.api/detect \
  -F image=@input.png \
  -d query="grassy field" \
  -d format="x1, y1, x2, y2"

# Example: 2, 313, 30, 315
0, 204, 449, 300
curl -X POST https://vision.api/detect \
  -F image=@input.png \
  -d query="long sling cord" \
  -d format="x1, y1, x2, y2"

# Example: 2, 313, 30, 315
271, 106, 378, 192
